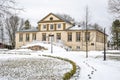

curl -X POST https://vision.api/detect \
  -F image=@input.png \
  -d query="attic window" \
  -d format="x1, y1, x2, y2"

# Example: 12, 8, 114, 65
78, 25, 81, 27
91, 43, 94, 46
50, 17, 53, 20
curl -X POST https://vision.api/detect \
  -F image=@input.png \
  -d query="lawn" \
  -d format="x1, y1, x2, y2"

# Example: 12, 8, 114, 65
0, 57, 72, 80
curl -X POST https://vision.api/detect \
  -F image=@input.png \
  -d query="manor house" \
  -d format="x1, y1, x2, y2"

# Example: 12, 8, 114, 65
15, 13, 107, 51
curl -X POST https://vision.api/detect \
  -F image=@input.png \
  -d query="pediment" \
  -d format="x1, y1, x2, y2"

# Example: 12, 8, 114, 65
38, 13, 64, 23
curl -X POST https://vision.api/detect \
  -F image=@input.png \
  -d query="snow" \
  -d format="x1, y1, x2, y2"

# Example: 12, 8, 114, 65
0, 42, 120, 80
0, 57, 72, 80
68, 25, 95, 30
21, 41, 67, 52
69, 25, 83, 30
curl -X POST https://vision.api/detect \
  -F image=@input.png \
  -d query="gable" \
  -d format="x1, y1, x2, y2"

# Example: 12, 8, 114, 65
38, 13, 64, 23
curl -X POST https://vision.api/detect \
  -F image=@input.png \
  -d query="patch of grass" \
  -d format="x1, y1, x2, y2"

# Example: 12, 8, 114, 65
95, 55, 120, 61
108, 56, 120, 61
106, 52, 120, 54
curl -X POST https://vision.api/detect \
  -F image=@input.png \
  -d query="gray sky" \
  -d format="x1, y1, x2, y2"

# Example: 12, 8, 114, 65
16, 0, 113, 30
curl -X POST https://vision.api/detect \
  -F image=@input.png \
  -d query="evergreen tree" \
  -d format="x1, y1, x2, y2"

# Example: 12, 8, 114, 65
111, 19, 120, 50
24, 20, 31, 29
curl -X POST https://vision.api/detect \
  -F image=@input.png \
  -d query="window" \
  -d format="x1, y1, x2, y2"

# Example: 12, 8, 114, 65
58, 24, 61, 28
96, 32, 105, 43
50, 24, 54, 30
68, 32, 72, 41
32, 33, 36, 40
76, 46, 80, 50
19, 33, 23, 42
85, 32, 90, 41
50, 17, 53, 20
26, 33, 29, 42
43, 25, 46, 29
76, 32, 81, 42
91, 43, 94, 46
69, 46, 72, 49
96, 32, 99, 42
42, 33, 46, 41
56, 33, 61, 40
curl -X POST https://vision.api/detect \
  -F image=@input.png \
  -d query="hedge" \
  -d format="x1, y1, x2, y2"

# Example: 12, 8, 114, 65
42, 55, 77, 80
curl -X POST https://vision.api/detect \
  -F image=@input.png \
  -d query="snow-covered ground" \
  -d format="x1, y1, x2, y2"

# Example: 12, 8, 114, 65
0, 56, 72, 80
0, 42, 120, 80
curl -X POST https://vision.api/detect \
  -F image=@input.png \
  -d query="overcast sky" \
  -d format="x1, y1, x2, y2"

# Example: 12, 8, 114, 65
16, 0, 113, 31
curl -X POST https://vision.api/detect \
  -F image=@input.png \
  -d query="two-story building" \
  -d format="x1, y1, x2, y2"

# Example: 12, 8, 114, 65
15, 13, 107, 51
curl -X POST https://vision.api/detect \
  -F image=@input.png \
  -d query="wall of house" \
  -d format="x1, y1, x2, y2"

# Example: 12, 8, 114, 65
36, 30, 99, 51
64, 30, 97, 51
37, 31, 66, 42
15, 32, 37, 48
16, 30, 107, 51
38, 21, 73, 31
39, 22, 70, 31
95, 31, 107, 51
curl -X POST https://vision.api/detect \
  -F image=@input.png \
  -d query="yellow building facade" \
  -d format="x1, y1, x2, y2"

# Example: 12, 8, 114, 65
16, 13, 107, 51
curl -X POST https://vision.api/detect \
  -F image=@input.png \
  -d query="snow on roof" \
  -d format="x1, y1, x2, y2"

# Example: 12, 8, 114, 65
67, 25, 101, 31
67, 25, 84, 30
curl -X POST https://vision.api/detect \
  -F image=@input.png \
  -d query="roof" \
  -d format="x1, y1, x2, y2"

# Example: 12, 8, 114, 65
67, 25, 96, 30
38, 13, 73, 24
16, 27, 38, 32
66, 25, 108, 35
54, 13, 74, 24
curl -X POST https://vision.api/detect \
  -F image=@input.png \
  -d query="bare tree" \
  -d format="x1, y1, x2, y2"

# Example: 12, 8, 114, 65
108, 0, 120, 16
56, 13, 75, 24
0, 0, 23, 46
5, 15, 19, 48
0, 0, 17, 16
0, 26, 3, 43
0, 19, 4, 41
0, 0, 15, 45
19, 18, 25, 30
92, 23, 103, 31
